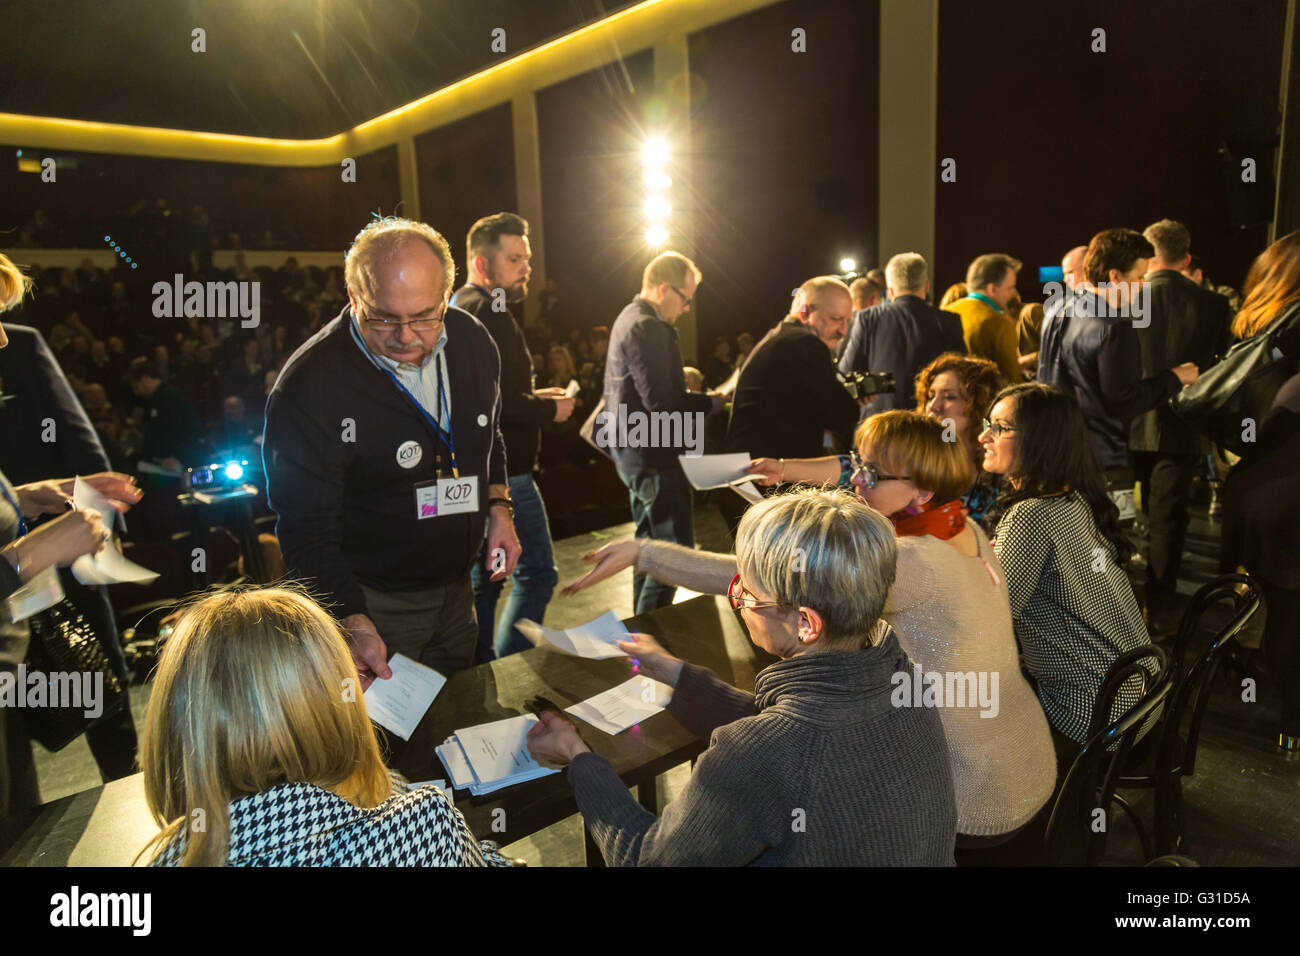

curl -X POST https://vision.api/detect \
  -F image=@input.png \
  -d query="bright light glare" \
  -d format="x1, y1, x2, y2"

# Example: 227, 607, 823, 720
224, 462, 245, 481
642, 137, 669, 166
840, 257, 856, 273
645, 225, 669, 246
644, 196, 672, 221
642, 167, 672, 190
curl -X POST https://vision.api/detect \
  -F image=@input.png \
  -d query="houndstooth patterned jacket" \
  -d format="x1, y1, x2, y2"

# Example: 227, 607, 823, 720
150, 772, 507, 866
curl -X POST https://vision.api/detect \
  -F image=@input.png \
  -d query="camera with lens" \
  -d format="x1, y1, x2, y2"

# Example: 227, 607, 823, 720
839, 370, 896, 400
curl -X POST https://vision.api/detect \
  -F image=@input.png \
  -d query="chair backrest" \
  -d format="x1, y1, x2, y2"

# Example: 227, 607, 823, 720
1045, 644, 1173, 865
1160, 573, 1263, 778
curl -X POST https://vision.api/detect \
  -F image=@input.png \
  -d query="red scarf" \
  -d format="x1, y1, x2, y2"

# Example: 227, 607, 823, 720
889, 498, 968, 540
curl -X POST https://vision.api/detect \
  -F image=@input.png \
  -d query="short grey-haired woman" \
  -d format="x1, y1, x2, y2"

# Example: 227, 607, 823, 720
527, 488, 957, 866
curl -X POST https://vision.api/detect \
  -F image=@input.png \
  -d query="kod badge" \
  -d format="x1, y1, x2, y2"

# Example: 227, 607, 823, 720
396, 440, 423, 469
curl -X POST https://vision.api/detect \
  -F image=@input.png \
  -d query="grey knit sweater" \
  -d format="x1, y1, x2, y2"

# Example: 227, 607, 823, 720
568, 630, 958, 866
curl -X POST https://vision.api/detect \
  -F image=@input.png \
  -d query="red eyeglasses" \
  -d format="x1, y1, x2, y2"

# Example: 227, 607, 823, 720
727, 573, 791, 612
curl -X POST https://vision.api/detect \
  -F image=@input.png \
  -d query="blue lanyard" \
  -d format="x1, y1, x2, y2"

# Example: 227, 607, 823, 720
0, 481, 27, 537
379, 356, 459, 477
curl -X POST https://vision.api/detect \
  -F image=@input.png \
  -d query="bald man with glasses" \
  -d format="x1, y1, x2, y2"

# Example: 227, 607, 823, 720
264, 218, 520, 684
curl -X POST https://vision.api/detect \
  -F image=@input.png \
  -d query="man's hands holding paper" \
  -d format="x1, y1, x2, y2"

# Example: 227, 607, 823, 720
343, 613, 393, 690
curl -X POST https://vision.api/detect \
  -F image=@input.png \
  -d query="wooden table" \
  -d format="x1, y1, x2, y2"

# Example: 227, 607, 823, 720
2, 594, 772, 866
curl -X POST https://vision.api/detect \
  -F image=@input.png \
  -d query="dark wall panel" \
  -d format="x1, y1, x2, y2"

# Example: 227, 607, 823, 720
689, 0, 880, 348
536, 50, 657, 340
935, 0, 1287, 299
415, 102, 517, 280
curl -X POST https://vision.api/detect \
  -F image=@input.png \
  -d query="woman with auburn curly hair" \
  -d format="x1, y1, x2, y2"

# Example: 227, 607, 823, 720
914, 352, 1007, 529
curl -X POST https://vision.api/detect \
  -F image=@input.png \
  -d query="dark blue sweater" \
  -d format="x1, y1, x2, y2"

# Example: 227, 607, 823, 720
263, 306, 506, 619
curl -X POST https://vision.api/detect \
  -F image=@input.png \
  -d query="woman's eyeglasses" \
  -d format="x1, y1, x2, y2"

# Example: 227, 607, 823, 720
727, 574, 790, 612
981, 418, 1017, 438
849, 449, 910, 489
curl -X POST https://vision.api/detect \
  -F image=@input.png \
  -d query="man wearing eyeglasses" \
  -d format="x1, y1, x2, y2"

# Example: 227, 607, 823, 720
602, 251, 725, 614
264, 218, 521, 685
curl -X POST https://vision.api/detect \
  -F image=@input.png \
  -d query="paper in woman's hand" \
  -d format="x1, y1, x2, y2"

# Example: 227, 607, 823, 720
515, 610, 629, 659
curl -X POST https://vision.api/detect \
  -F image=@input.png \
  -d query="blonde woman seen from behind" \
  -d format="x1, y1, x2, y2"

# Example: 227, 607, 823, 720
139, 586, 506, 866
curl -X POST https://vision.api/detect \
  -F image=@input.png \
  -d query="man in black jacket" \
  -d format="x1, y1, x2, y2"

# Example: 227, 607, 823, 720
728, 276, 861, 460
600, 252, 722, 613
451, 212, 573, 662
839, 253, 965, 412
1133, 220, 1230, 627
264, 218, 520, 681
1038, 229, 1198, 473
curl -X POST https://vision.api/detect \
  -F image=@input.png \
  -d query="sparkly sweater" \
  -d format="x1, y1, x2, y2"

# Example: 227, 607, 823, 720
636, 532, 1057, 836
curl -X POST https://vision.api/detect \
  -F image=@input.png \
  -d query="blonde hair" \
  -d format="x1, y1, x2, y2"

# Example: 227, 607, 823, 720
735, 488, 897, 646
344, 217, 456, 308
855, 410, 973, 505
0, 253, 34, 312
138, 586, 393, 866
939, 282, 968, 309
641, 251, 701, 293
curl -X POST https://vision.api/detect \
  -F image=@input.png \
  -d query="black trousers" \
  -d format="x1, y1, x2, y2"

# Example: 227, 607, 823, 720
1133, 451, 1200, 601
1261, 580, 1300, 737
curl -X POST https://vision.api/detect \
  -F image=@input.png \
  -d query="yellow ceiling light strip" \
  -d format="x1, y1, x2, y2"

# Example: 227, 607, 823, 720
0, 0, 778, 167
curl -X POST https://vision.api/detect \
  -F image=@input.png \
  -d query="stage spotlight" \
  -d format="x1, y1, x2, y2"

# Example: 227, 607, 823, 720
645, 225, 669, 246
840, 257, 856, 273
642, 168, 672, 190
224, 461, 245, 482
643, 137, 669, 166
644, 196, 672, 221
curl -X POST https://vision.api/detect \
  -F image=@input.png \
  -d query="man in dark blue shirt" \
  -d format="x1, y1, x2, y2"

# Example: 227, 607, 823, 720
600, 252, 722, 613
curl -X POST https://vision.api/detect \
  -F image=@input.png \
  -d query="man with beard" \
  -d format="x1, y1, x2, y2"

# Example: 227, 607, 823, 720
451, 213, 574, 661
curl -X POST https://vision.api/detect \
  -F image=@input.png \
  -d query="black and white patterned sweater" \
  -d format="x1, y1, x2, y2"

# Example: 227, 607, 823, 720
150, 773, 504, 866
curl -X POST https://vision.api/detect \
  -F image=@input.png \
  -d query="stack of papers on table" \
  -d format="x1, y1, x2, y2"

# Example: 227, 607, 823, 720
437, 714, 558, 795
566, 676, 674, 735
515, 610, 629, 659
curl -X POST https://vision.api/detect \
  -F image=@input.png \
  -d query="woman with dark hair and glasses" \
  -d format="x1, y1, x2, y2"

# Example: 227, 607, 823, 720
529, 488, 957, 865
979, 382, 1152, 763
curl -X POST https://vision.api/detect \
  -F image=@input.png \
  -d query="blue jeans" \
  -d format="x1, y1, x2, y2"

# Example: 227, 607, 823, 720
470, 473, 559, 661
616, 463, 695, 615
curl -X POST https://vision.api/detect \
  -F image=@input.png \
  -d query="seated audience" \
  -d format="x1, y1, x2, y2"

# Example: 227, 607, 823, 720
980, 383, 1152, 760
568, 414, 1056, 843
532, 488, 958, 865
139, 586, 508, 866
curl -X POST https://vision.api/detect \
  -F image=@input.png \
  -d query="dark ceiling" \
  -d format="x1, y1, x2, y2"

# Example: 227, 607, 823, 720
0, 0, 641, 138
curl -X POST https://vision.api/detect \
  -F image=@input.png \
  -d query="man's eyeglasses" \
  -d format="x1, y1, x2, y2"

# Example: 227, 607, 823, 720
358, 298, 445, 332
727, 574, 790, 612
669, 284, 693, 309
982, 418, 1017, 438
849, 449, 910, 489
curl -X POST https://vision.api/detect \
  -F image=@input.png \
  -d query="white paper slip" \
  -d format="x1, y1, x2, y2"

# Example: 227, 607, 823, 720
4, 565, 65, 622
515, 610, 628, 660
564, 378, 581, 398
730, 478, 764, 504
70, 477, 160, 585
363, 653, 447, 741
566, 676, 674, 735
677, 452, 754, 490
453, 714, 557, 789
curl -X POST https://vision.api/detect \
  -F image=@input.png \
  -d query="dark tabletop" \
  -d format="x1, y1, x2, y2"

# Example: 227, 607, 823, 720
2, 593, 773, 865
